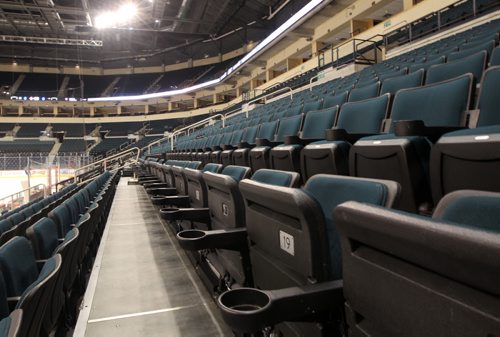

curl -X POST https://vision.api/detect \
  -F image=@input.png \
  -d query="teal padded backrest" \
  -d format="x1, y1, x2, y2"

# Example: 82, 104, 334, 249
230, 129, 245, 145
6, 213, 24, 227
491, 47, 500, 66
0, 237, 38, 297
0, 220, 11, 234
426, 51, 486, 84
284, 105, 303, 117
323, 91, 348, 109
65, 198, 80, 223
348, 82, 380, 102
242, 125, 259, 143
303, 175, 391, 280
0, 274, 10, 319
50, 204, 73, 236
302, 100, 323, 114
276, 115, 302, 142
257, 121, 279, 140
251, 169, 298, 187
337, 94, 390, 133
202, 163, 223, 173
220, 132, 233, 145
448, 40, 496, 62
20, 207, 34, 219
477, 66, 500, 126
18, 254, 59, 308
186, 161, 201, 169
390, 74, 472, 130
221, 165, 250, 182
433, 191, 500, 232
31, 218, 59, 259
408, 56, 445, 73
377, 68, 407, 82
380, 69, 424, 96
301, 106, 338, 139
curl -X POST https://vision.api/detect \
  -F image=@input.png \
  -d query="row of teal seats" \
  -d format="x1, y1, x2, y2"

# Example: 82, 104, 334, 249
0, 171, 118, 337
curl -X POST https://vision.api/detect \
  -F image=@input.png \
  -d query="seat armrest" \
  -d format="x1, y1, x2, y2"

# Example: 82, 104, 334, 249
325, 129, 375, 143
177, 228, 247, 251
393, 120, 466, 142
255, 138, 280, 147
284, 135, 314, 146
158, 195, 191, 208
160, 207, 210, 222
237, 142, 254, 149
217, 280, 344, 333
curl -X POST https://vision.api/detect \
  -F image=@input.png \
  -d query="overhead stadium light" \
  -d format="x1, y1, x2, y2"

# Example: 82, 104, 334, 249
95, 3, 138, 29
88, 0, 330, 102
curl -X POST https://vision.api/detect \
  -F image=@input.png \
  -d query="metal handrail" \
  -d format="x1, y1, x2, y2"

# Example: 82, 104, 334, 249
247, 86, 293, 108
74, 146, 140, 180
143, 113, 225, 153
0, 183, 46, 210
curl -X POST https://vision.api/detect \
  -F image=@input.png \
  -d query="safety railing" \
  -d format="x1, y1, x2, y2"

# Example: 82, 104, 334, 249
143, 113, 225, 154
73, 146, 140, 183
0, 183, 46, 212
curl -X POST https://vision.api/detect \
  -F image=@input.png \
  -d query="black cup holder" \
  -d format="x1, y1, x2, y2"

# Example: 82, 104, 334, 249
219, 288, 271, 313
177, 229, 206, 240
216, 281, 345, 333
159, 207, 180, 220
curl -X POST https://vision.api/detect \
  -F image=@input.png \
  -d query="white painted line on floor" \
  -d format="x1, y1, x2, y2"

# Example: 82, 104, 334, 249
156, 213, 227, 336
87, 304, 199, 324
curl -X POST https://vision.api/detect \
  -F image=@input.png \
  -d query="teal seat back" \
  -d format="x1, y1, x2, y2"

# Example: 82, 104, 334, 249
323, 91, 348, 109
0, 237, 38, 297
28, 218, 59, 259
390, 74, 473, 130
257, 121, 279, 141
426, 51, 486, 84
337, 94, 390, 134
304, 175, 398, 279
348, 82, 380, 102
477, 66, 500, 126
301, 106, 338, 139
276, 115, 302, 142
221, 165, 251, 182
251, 169, 300, 187
380, 69, 424, 96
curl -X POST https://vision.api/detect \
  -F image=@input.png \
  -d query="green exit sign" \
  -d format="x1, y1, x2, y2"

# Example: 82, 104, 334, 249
384, 21, 391, 28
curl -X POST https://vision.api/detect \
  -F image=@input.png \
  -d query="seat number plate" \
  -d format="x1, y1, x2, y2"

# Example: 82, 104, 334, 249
222, 204, 229, 216
279, 231, 294, 256
195, 190, 200, 200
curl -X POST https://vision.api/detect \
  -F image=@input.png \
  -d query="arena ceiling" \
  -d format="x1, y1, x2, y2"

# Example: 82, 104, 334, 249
0, 0, 310, 67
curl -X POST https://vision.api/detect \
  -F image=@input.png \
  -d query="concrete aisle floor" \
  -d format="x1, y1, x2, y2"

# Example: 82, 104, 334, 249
74, 177, 232, 337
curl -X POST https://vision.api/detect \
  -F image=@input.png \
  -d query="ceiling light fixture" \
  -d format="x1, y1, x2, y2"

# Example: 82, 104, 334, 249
88, 0, 329, 101
95, 3, 138, 29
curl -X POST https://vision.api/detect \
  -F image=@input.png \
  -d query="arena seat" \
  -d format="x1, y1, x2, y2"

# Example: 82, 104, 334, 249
350, 74, 473, 212
216, 175, 399, 336
334, 189, 500, 337
347, 81, 380, 102
270, 106, 338, 176
301, 94, 390, 182
249, 115, 303, 172
176, 168, 299, 291
431, 65, 500, 202
379, 69, 424, 96
0, 237, 61, 337
425, 50, 487, 84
